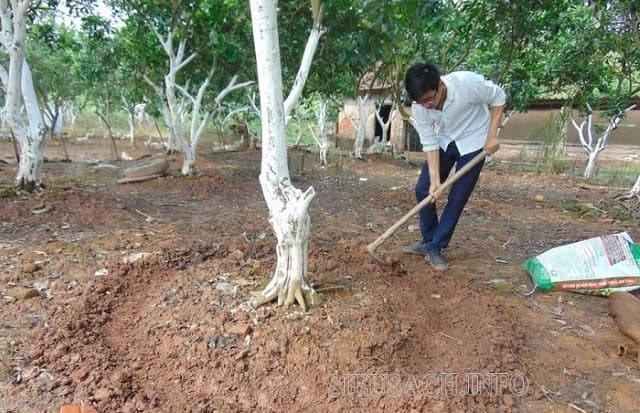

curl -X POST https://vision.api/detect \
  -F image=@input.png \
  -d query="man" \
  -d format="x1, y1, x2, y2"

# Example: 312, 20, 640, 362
403, 62, 505, 271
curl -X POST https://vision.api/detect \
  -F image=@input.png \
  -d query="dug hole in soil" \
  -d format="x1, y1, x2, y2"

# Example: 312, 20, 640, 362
1, 138, 639, 412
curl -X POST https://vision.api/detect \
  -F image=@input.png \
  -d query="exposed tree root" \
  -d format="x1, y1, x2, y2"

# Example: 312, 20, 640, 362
16, 179, 44, 193
252, 278, 322, 311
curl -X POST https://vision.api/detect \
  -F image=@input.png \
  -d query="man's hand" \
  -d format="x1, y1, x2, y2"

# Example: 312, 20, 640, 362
425, 150, 442, 199
429, 181, 442, 199
484, 133, 500, 155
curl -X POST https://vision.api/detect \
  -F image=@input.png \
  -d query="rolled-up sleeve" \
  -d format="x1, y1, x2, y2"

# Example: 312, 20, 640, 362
470, 74, 506, 107
411, 103, 440, 152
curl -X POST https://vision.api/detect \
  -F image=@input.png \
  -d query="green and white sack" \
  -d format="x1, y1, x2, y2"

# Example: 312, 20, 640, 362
522, 232, 640, 296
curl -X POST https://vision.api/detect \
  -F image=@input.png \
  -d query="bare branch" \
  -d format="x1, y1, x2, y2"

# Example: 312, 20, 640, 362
283, 22, 326, 121
215, 75, 255, 107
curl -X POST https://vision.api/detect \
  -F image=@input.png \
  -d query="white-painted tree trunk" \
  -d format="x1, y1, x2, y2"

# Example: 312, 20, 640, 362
144, 29, 194, 154
126, 113, 135, 144
374, 102, 396, 144
16, 61, 47, 188
348, 95, 369, 158
0, 0, 47, 190
178, 69, 213, 175
583, 150, 599, 180
121, 96, 136, 145
162, 35, 189, 154
309, 100, 329, 166
63, 103, 78, 128
143, 75, 175, 151
293, 111, 305, 147
146, 28, 253, 176
250, 0, 322, 310
571, 104, 635, 179
179, 74, 253, 175
627, 174, 640, 198
367, 102, 397, 154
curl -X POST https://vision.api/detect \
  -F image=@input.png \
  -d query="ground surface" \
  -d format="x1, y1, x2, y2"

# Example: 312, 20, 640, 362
1, 138, 639, 413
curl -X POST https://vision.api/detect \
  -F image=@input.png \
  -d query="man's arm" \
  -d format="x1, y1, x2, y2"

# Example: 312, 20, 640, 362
425, 149, 441, 197
484, 105, 504, 155
468, 73, 506, 155
411, 103, 443, 197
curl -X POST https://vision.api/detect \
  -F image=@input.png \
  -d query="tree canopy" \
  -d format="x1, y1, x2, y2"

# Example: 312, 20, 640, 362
5, 0, 640, 134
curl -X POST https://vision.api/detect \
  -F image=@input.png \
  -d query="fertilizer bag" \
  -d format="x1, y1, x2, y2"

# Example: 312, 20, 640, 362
523, 232, 640, 296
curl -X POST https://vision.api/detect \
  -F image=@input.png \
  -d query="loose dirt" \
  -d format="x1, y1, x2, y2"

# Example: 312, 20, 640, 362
0, 138, 639, 412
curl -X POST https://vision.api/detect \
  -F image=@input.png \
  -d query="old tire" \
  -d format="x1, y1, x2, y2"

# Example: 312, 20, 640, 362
609, 291, 640, 344
117, 173, 167, 184
122, 157, 169, 178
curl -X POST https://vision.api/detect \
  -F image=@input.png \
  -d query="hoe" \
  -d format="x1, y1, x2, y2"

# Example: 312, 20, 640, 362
366, 150, 488, 262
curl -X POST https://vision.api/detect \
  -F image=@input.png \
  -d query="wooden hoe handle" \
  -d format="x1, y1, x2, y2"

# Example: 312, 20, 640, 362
366, 150, 488, 254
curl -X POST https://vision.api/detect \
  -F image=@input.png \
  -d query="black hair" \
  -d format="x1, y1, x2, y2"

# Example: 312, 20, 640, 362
404, 62, 440, 102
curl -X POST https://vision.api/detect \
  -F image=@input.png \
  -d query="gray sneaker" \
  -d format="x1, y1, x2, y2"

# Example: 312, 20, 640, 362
426, 250, 449, 271
402, 243, 429, 256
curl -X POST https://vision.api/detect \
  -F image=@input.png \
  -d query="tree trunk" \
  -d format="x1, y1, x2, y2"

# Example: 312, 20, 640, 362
573, 104, 635, 180
250, 0, 320, 310
16, 63, 47, 189
127, 111, 135, 146
584, 151, 598, 179
311, 100, 329, 166
122, 97, 136, 146
95, 110, 120, 161
16, 139, 45, 190
628, 174, 640, 197
145, 30, 194, 155
181, 146, 196, 176
165, 81, 185, 153
352, 95, 369, 159
181, 74, 252, 176
1, 2, 48, 191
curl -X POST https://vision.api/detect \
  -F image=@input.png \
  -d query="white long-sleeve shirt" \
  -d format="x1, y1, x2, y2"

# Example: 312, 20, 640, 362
411, 71, 506, 156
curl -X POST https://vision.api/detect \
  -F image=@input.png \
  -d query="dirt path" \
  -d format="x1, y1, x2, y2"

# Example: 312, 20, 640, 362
0, 139, 639, 412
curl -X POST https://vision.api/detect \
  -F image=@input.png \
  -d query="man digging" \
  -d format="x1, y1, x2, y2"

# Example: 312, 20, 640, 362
403, 62, 506, 271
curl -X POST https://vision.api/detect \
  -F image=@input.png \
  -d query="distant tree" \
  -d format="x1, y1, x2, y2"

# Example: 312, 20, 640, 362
345, 94, 371, 159
0, 1, 50, 190
109, 0, 255, 175
308, 99, 330, 166
74, 15, 123, 159
28, 20, 82, 140
572, 103, 636, 179
0, 0, 96, 189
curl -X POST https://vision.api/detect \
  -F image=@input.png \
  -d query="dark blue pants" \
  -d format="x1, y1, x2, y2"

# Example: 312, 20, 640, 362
416, 143, 484, 252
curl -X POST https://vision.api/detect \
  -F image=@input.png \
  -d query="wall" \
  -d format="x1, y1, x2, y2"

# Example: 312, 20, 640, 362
502, 109, 640, 146
338, 104, 640, 152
